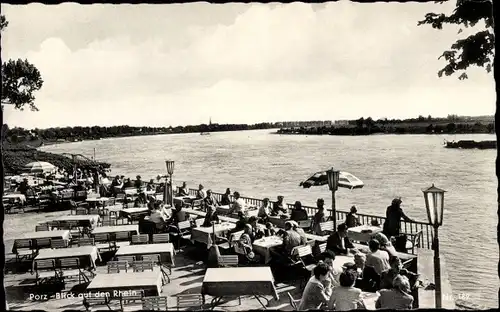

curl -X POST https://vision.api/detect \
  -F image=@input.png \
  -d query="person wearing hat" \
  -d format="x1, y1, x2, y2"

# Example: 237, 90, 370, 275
376, 275, 414, 309
290, 201, 308, 222
383, 198, 415, 238
196, 184, 207, 199
311, 198, 327, 235
272, 195, 287, 216
346, 205, 361, 228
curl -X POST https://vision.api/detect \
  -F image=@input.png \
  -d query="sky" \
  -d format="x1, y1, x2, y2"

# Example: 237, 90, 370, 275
1, 1, 495, 129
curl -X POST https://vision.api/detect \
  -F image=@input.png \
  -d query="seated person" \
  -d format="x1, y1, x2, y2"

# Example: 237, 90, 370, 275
380, 256, 419, 290
345, 206, 362, 228
326, 223, 355, 255
290, 201, 308, 221
123, 178, 133, 188
234, 224, 258, 261
134, 175, 143, 188
228, 212, 248, 234
110, 175, 122, 188
372, 232, 398, 258
248, 216, 265, 240
196, 184, 207, 199
272, 195, 288, 215
169, 203, 188, 225
147, 205, 167, 232
376, 275, 414, 310
228, 191, 246, 215
178, 182, 189, 196
202, 205, 220, 227
291, 221, 308, 245
298, 263, 331, 310
264, 222, 277, 237
311, 198, 327, 235
327, 270, 365, 311
146, 179, 156, 191
258, 197, 273, 221
316, 251, 342, 293
365, 239, 390, 276
220, 188, 232, 205
203, 189, 219, 209
282, 221, 303, 256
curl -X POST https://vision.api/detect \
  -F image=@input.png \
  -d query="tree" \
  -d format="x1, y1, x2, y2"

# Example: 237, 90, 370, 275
1, 15, 44, 111
418, 0, 494, 79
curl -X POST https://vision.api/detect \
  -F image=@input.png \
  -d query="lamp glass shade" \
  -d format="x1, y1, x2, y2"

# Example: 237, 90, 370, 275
327, 168, 340, 191
165, 160, 175, 175
422, 184, 445, 226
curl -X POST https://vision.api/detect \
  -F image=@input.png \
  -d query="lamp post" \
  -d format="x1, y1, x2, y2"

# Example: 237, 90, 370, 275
165, 160, 175, 207
327, 168, 340, 230
422, 184, 446, 309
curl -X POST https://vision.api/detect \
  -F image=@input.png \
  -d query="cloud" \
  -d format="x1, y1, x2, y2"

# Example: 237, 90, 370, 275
1, 1, 495, 128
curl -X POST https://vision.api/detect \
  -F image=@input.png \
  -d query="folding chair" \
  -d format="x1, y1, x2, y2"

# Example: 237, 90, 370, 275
58, 258, 89, 284
319, 221, 335, 235
34, 259, 60, 285
287, 292, 300, 311
107, 261, 128, 273
36, 224, 50, 232
131, 234, 149, 245
34, 238, 52, 251
77, 237, 95, 247
142, 254, 171, 283
175, 294, 204, 311
93, 233, 114, 252
121, 290, 144, 305
76, 208, 88, 215
219, 255, 239, 268
51, 239, 68, 249
13, 239, 36, 263
132, 260, 154, 272
170, 220, 192, 251
152, 233, 170, 244
83, 294, 113, 311
142, 296, 168, 311
116, 255, 136, 266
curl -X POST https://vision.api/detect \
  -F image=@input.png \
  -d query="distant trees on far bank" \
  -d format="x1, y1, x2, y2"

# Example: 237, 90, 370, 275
2, 122, 278, 146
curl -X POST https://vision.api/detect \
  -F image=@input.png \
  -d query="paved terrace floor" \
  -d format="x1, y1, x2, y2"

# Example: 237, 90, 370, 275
5, 246, 300, 311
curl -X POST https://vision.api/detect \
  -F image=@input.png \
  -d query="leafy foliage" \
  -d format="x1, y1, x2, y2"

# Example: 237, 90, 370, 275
1, 15, 44, 111
418, 0, 494, 79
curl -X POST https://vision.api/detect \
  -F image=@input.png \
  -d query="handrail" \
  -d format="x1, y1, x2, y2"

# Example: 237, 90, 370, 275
184, 187, 433, 250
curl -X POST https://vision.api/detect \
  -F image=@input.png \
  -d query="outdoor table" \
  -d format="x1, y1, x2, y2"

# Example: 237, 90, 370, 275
173, 195, 196, 206
3, 193, 27, 205
333, 255, 356, 272
191, 222, 235, 245
13, 230, 71, 252
105, 204, 125, 214
86, 269, 163, 297
184, 208, 207, 218
253, 236, 283, 264
52, 214, 100, 229
216, 205, 259, 217
347, 225, 382, 243
92, 224, 139, 236
34, 246, 101, 271
86, 197, 110, 208
120, 207, 150, 220
201, 267, 278, 310
114, 243, 175, 266
304, 233, 329, 243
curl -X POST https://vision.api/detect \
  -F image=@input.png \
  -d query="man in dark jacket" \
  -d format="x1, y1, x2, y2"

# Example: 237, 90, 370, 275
326, 223, 355, 255
383, 198, 414, 238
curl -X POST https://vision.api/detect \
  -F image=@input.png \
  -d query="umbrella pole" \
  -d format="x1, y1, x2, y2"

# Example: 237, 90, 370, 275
331, 189, 337, 231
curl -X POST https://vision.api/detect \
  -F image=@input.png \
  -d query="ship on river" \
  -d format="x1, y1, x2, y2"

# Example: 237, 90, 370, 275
444, 139, 496, 149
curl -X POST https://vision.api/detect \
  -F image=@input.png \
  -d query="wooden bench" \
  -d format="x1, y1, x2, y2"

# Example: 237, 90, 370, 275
58, 258, 89, 284
142, 296, 168, 310
152, 233, 170, 243
107, 260, 128, 273
131, 234, 149, 245
35, 259, 61, 285
51, 239, 68, 249
83, 294, 113, 311
176, 294, 204, 311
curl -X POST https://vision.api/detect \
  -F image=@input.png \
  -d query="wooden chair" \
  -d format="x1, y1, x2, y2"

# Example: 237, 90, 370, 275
132, 260, 154, 272
194, 218, 205, 227
170, 220, 192, 250
76, 208, 88, 215
93, 233, 114, 252
36, 224, 49, 232
219, 255, 239, 267
131, 234, 149, 245
175, 294, 204, 311
47, 220, 60, 230
116, 193, 126, 202
142, 296, 168, 311
88, 208, 100, 215
58, 258, 89, 284
68, 220, 82, 237
401, 230, 423, 254
34, 238, 52, 251
318, 243, 327, 253
287, 292, 300, 311
116, 255, 136, 266
34, 259, 60, 285
121, 290, 144, 305
13, 239, 36, 262
83, 294, 113, 311
107, 260, 128, 273
77, 237, 95, 247
298, 219, 312, 230
141, 254, 171, 282
51, 239, 68, 249
291, 245, 316, 289
101, 219, 117, 226
115, 231, 131, 242
152, 233, 170, 244
191, 199, 203, 209
217, 231, 242, 251
319, 221, 335, 234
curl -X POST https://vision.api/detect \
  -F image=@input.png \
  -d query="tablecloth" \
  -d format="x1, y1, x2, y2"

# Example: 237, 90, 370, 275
253, 236, 283, 264
191, 222, 235, 245
114, 243, 175, 266
86, 269, 163, 297
34, 246, 100, 270
347, 225, 382, 243
92, 224, 139, 236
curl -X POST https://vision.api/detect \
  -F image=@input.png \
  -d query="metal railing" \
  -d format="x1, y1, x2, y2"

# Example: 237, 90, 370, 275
183, 187, 433, 249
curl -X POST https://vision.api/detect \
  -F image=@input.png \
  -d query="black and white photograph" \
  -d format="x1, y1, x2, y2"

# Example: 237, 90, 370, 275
1, 0, 497, 310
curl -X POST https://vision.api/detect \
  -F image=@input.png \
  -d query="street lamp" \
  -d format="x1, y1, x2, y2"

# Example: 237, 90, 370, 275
165, 160, 175, 206
327, 168, 340, 230
422, 184, 446, 308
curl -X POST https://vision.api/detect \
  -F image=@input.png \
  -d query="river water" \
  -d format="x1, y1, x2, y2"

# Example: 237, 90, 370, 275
41, 129, 497, 307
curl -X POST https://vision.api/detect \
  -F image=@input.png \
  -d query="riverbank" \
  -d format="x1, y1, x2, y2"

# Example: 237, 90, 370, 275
276, 121, 495, 136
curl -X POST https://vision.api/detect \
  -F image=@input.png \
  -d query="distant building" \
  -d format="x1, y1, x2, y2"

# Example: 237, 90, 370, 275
334, 120, 350, 126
